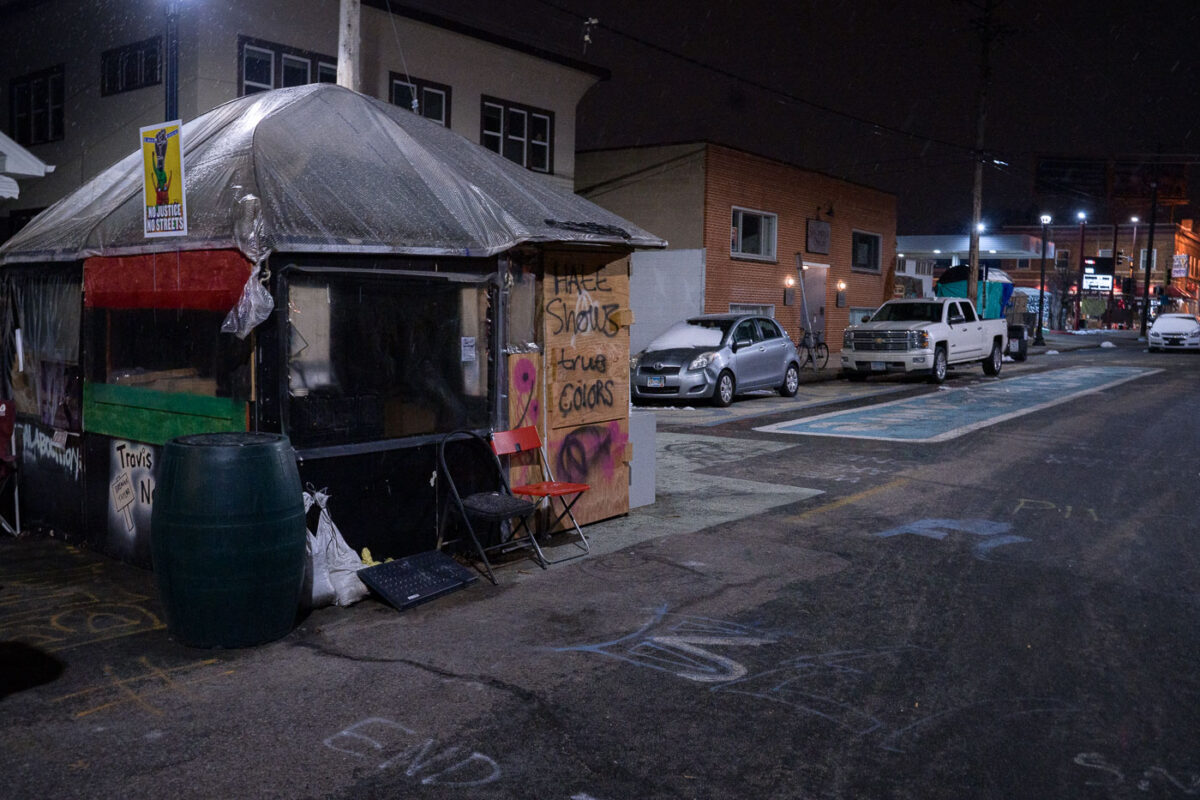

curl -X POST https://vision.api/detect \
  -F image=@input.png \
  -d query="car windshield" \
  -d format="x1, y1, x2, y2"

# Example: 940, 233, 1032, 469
646, 320, 727, 350
1151, 314, 1200, 332
869, 303, 943, 323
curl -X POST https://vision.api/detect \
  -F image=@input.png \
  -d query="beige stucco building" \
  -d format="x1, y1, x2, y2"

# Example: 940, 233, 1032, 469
1, 0, 605, 235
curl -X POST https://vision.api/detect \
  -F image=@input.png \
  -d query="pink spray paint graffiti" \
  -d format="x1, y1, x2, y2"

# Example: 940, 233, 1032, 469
551, 420, 629, 485
510, 356, 540, 428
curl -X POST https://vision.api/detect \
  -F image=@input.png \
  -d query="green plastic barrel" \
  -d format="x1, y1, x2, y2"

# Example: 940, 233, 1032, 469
150, 432, 305, 648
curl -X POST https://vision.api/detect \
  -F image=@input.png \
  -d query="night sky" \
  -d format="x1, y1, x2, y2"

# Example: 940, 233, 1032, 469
404, 0, 1199, 233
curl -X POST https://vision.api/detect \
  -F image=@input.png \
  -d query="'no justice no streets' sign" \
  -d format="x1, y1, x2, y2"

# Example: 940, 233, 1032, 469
141, 120, 188, 238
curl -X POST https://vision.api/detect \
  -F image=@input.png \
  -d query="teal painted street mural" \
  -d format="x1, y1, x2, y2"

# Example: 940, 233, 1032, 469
755, 367, 1158, 442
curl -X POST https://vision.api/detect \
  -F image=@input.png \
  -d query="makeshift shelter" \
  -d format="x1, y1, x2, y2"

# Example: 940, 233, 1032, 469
0, 84, 664, 567
934, 264, 1014, 319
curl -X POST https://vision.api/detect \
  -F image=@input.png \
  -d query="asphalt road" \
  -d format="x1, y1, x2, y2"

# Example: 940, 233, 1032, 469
2, 336, 1198, 799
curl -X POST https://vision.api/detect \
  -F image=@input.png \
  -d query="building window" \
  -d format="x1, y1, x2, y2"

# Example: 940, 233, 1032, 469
729, 303, 775, 317
389, 73, 451, 126
731, 207, 777, 261
238, 36, 335, 96
101, 37, 161, 96
480, 96, 552, 173
281, 54, 311, 87
9, 65, 64, 146
851, 230, 882, 272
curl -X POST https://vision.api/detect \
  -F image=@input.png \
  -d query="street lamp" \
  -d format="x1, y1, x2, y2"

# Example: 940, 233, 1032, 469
1075, 211, 1087, 330
1128, 216, 1139, 322
1035, 214, 1051, 346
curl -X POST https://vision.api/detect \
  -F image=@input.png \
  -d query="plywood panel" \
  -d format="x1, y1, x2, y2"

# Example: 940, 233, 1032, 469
544, 416, 630, 530
543, 252, 631, 431
539, 250, 632, 524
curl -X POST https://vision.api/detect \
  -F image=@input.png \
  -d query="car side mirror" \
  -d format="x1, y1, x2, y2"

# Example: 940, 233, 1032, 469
861, 315, 871, 323
733, 338, 752, 351
949, 315, 965, 325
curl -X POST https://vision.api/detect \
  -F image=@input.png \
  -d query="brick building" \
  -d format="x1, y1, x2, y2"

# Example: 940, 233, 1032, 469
576, 143, 896, 353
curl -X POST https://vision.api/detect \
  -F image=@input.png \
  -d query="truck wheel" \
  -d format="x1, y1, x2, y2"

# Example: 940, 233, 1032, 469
982, 341, 1003, 376
929, 346, 948, 384
713, 370, 736, 407
779, 363, 800, 397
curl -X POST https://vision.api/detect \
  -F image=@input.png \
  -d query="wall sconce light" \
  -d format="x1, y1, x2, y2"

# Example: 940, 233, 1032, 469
836, 279, 847, 308
784, 275, 796, 287
783, 274, 796, 305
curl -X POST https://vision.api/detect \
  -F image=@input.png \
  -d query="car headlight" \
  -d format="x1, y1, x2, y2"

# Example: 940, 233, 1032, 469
908, 330, 930, 349
1150, 331, 1161, 339
1189, 330, 1200, 339
689, 352, 718, 371
843, 330, 854, 349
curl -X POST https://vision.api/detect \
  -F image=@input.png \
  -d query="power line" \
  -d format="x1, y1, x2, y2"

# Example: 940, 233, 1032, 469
527, 0, 975, 158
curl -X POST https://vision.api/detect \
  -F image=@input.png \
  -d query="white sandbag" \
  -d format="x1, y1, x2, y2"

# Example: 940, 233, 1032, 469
310, 489, 369, 607
302, 490, 336, 609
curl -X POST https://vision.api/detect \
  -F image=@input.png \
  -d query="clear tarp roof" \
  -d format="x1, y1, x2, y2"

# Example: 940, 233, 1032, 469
0, 83, 665, 264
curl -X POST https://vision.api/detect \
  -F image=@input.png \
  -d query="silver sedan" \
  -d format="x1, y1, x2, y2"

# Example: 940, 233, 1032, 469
630, 314, 801, 406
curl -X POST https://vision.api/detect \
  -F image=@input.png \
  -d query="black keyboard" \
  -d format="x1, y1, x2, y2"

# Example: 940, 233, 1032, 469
357, 551, 478, 610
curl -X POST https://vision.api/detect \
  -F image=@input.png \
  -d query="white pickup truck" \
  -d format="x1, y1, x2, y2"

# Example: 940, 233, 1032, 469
840, 297, 1008, 383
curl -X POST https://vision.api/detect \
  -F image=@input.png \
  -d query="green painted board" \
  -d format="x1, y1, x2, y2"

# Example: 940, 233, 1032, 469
83, 381, 247, 445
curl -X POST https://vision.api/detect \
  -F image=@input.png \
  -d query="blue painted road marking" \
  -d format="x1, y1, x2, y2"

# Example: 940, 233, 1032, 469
873, 518, 1031, 560
755, 366, 1158, 442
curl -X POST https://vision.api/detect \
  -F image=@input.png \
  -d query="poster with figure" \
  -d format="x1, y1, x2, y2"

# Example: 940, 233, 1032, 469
141, 120, 188, 237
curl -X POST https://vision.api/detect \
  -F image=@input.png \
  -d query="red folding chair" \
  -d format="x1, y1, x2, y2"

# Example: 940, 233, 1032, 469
490, 426, 591, 565
0, 400, 19, 536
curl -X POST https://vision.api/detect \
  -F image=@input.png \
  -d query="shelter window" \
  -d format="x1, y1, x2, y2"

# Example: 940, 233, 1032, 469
237, 36, 335, 96
101, 37, 161, 96
284, 271, 492, 447
88, 309, 251, 402
389, 73, 451, 126
480, 96, 554, 174
731, 208, 777, 261
851, 230, 882, 273
9, 65, 64, 146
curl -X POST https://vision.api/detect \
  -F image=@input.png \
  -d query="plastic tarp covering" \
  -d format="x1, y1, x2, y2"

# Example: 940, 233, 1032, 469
0, 83, 665, 265
935, 280, 1014, 320
7, 266, 82, 429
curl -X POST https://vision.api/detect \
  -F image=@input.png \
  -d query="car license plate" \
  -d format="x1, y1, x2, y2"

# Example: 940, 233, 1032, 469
871, 361, 885, 371
1167, 338, 1182, 346
647, 375, 665, 388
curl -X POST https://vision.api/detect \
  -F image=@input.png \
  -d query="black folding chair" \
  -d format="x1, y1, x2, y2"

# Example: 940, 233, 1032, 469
436, 429, 542, 584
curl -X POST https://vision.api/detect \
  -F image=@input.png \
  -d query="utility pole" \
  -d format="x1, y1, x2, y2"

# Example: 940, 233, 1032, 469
337, 0, 362, 92
966, 0, 1003, 307
1139, 181, 1158, 337
165, 0, 179, 120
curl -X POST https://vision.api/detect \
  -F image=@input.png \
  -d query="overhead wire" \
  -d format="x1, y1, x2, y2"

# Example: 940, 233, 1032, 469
526, 0, 976, 159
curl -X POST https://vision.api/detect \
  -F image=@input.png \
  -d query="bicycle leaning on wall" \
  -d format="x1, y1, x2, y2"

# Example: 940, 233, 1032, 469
797, 330, 829, 371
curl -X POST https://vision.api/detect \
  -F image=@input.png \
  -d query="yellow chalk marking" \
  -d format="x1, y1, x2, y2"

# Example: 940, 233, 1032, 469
787, 478, 910, 522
